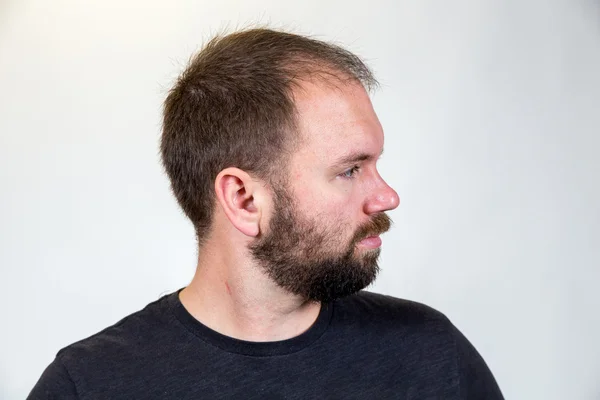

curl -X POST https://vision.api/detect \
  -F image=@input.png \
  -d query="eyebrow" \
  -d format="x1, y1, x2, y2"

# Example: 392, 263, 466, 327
331, 148, 384, 167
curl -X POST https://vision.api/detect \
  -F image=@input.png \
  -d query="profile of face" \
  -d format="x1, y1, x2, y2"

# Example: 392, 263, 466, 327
250, 184, 391, 302
250, 80, 400, 303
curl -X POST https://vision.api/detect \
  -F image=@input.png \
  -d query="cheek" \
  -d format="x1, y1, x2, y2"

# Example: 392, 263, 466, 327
291, 172, 362, 223
303, 192, 352, 220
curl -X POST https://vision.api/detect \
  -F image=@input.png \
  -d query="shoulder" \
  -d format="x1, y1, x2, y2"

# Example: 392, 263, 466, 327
332, 290, 461, 355
335, 291, 504, 398
335, 290, 451, 328
29, 292, 183, 398
329, 291, 457, 372
56, 291, 177, 369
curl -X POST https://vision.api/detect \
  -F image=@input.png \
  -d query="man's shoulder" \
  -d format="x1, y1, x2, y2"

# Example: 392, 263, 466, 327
331, 291, 504, 399
29, 291, 189, 399
332, 291, 465, 369
335, 290, 452, 334
56, 291, 177, 365
340, 290, 448, 320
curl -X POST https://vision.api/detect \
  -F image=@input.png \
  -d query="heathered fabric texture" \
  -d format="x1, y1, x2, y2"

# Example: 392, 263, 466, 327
28, 290, 503, 399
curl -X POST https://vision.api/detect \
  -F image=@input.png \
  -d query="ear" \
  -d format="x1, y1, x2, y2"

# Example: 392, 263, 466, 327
214, 167, 266, 237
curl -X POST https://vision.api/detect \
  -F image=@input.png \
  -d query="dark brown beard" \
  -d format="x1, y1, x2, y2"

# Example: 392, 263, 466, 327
249, 185, 391, 303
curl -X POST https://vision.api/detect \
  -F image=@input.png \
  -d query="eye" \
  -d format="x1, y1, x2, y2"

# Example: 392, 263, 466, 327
340, 165, 360, 179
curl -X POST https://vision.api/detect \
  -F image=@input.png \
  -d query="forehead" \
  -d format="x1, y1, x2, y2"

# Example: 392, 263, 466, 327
291, 80, 384, 163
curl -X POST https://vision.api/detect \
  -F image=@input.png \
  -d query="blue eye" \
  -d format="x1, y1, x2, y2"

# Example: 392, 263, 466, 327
340, 166, 360, 179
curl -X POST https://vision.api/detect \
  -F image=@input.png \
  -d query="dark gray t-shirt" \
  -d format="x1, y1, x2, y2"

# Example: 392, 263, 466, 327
28, 290, 503, 399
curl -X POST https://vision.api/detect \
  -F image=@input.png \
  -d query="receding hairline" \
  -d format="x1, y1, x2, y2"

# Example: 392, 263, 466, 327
195, 27, 379, 90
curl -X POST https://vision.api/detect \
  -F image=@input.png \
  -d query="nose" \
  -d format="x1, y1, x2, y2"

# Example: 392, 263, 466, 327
363, 176, 400, 215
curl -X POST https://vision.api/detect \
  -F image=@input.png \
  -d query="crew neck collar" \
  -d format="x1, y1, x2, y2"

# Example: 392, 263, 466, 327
168, 288, 334, 357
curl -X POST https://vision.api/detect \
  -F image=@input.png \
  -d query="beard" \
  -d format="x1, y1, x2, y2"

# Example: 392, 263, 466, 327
249, 184, 392, 303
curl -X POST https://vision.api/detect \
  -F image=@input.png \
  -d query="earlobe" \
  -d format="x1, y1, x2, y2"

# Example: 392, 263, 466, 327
214, 168, 262, 237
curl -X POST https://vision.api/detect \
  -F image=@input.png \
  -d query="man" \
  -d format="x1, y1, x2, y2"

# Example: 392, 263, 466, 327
29, 28, 503, 399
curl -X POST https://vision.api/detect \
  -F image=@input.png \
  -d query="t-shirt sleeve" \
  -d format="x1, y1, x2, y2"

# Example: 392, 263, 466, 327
27, 356, 79, 400
450, 322, 504, 400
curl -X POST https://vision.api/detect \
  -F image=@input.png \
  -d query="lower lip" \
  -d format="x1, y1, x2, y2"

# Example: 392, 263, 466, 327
358, 236, 382, 249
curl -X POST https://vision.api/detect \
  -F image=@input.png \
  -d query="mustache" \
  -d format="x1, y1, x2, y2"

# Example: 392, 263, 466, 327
352, 213, 392, 244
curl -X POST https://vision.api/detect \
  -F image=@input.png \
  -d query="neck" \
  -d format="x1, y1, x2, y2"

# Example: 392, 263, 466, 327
179, 240, 321, 342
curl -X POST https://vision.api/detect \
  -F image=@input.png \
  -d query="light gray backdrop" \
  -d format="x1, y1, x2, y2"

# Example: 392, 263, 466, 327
1, 0, 599, 399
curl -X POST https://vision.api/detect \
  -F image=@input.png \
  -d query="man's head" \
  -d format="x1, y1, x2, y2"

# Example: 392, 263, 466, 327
161, 28, 399, 302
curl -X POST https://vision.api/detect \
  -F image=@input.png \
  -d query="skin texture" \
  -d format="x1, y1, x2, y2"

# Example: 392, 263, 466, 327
179, 79, 400, 342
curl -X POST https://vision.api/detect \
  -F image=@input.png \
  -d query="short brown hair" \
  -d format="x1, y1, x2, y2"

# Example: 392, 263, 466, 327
160, 28, 377, 244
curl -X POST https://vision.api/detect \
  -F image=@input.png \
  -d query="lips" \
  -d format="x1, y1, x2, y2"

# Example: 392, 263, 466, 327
357, 235, 382, 248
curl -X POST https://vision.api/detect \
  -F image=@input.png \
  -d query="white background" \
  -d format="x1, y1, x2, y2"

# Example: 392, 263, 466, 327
1, 0, 599, 399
